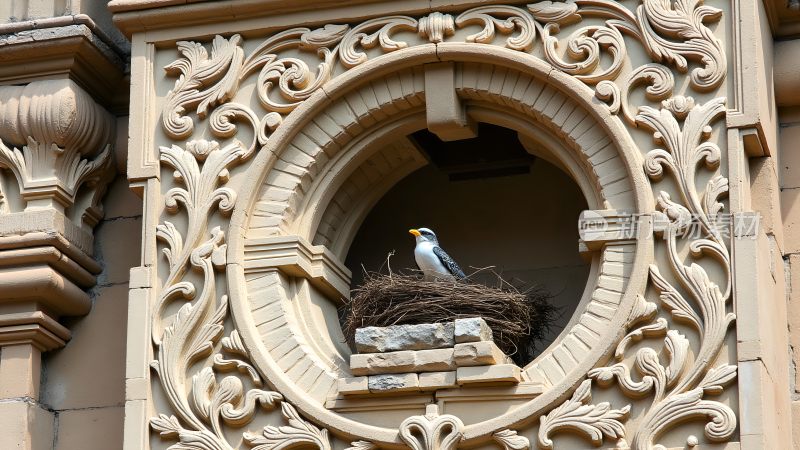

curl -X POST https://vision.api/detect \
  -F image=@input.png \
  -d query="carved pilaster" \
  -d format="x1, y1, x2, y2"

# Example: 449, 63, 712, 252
0, 79, 115, 405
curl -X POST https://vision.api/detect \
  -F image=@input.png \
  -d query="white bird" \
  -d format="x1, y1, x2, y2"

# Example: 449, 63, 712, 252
409, 227, 466, 281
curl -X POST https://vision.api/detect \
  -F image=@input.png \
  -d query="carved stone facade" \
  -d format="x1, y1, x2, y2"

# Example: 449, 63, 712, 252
0, 0, 798, 449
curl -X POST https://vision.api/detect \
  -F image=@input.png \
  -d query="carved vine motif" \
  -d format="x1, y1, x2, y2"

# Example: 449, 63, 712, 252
150, 138, 337, 450
538, 379, 630, 449
493, 429, 531, 450
538, 95, 736, 449
150, 1, 734, 450
161, 0, 725, 140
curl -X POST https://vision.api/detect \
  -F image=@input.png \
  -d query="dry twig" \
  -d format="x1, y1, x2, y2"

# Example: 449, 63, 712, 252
341, 270, 556, 364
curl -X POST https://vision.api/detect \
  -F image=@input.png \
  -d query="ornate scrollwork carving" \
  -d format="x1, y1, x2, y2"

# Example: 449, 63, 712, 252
399, 406, 464, 450
537, 379, 630, 449
160, 1, 726, 140
150, 138, 297, 450
562, 97, 735, 450
493, 429, 530, 450
149, 1, 735, 449
244, 402, 332, 450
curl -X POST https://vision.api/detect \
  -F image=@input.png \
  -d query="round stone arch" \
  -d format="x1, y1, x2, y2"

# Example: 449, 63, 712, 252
227, 43, 654, 444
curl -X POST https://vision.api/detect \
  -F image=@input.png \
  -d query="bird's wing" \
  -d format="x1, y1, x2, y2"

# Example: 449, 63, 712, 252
433, 246, 466, 279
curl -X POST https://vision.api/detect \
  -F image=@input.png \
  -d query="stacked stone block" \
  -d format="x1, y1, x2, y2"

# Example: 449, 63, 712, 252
338, 318, 521, 395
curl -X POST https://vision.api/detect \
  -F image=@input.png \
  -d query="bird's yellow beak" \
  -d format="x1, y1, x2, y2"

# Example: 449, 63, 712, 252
409, 229, 421, 237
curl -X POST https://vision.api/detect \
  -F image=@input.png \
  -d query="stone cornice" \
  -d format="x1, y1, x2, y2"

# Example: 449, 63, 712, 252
109, 0, 511, 37
0, 311, 71, 352
0, 22, 129, 113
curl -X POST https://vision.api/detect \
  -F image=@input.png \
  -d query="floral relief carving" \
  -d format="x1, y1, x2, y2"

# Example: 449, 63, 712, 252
538, 94, 735, 449
399, 407, 464, 450
149, 1, 735, 449
493, 429, 530, 450
161, 0, 725, 142
537, 379, 630, 449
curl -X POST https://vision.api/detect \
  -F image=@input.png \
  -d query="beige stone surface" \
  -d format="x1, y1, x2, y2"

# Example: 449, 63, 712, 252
350, 351, 416, 376
453, 341, 507, 367
338, 376, 369, 395
95, 217, 143, 286
103, 177, 143, 220
413, 348, 456, 372
418, 371, 458, 391
55, 406, 124, 450
42, 282, 128, 409
0, 344, 41, 399
456, 364, 521, 385
0, 401, 54, 449
750, 157, 784, 251
780, 124, 800, 189
790, 254, 800, 391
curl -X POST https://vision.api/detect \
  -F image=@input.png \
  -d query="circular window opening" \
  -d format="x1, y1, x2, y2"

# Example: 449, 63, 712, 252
343, 123, 590, 364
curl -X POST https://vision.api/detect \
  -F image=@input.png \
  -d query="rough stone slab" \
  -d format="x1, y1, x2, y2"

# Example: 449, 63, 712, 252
355, 323, 455, 353
338, 377, 369, 395
453, 341, 508, 366
418, 371, 458, 391
456, 364, 521, 385
454, 317, 493, 343
368, 373, 419, 393
414, 348, 456, 372
350, 351, 415, 376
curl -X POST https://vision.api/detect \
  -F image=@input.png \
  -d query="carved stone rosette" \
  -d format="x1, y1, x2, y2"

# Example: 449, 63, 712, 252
135, 1, 744, 450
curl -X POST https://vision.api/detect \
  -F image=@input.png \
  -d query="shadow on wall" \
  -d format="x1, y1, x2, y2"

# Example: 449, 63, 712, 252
345, 153, 590, 359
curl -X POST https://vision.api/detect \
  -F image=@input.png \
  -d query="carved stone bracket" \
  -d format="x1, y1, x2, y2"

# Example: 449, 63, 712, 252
0, 79, 116, 405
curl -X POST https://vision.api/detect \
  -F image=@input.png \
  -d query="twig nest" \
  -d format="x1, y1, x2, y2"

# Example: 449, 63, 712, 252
342, 272, 556, 364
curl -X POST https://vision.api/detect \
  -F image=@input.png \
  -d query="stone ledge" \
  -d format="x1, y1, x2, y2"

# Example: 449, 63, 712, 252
354, 318, 494, 353
0, 311, 71, 351
456, 364, 521, 385
454, 317, 492, 343
355, 322, 456, 353
419, 371, 458, 391
453, 341, 509, 366
368, 373, 419, 393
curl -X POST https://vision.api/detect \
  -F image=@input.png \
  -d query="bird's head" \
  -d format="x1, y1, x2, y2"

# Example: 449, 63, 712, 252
409, 227, 438, 244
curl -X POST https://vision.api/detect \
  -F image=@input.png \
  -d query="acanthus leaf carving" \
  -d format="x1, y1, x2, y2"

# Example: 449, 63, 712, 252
160, 1, 726, 138
399, 406, 464, 450
344, 441, 378, 450
163, 35, 244, 140
455, 6, 537, 51
575, 97, 736, 450
493, 429, 530, 450
150, 1, 737, 449
244, 402, 331, 450
0, 79, 116, 225
537, 379, 630, 449
150, 136, 304, 450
